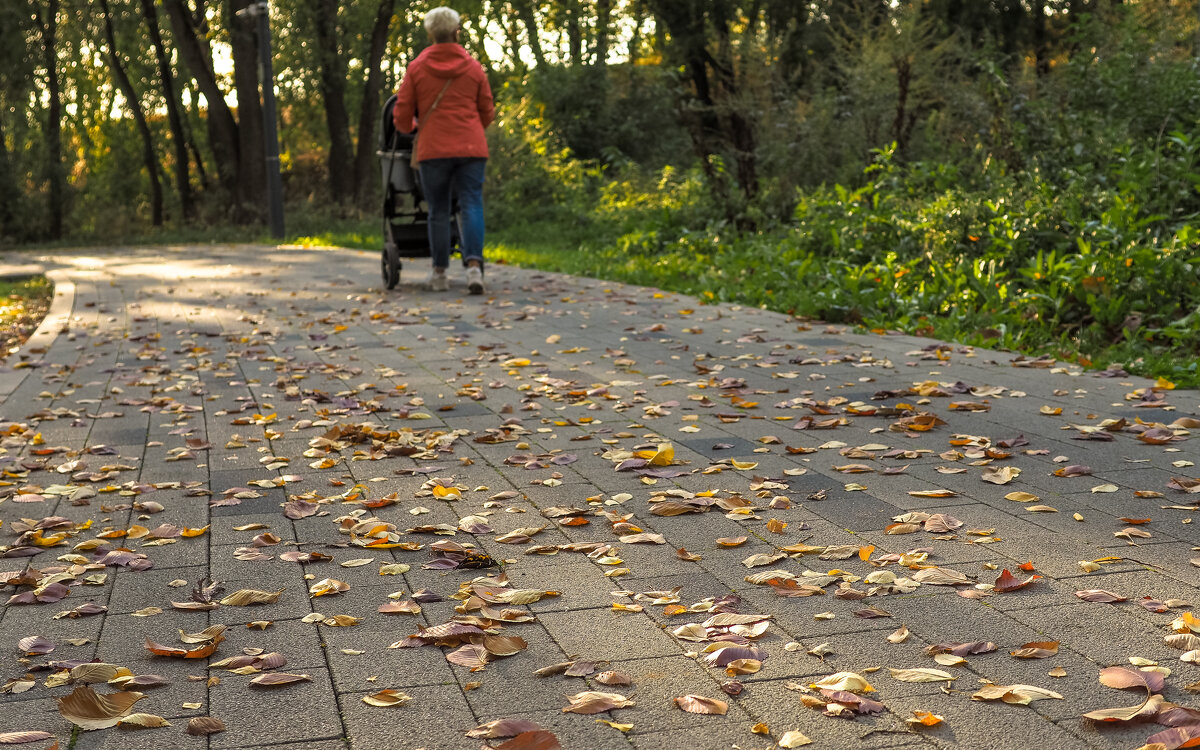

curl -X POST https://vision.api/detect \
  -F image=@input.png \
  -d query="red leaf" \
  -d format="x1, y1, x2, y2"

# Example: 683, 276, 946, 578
994, 569, 1041, 592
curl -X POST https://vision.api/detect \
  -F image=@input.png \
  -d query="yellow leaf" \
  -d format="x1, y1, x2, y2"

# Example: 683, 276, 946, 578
181, 526, 209, 538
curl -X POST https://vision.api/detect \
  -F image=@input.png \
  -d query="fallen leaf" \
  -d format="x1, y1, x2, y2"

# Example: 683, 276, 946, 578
810, 672, 874, 693
562, 691, 634, 714
1075, 589, 1127, 604
57, 685, 145, 730
778, 729, 813, 747
219, 589, 283, 606
970, 683, 1063, 705
116, 713, 170, 728
249, 673, 311, 687
0, 732, 56, 744
361, 689, 412, 707
185, 717, 225, 736
889, 668, 955, 683
1010, 641, 1059, 659
906, 710, 944, 727
887, 626, 910, 644
673, 695, 728, 714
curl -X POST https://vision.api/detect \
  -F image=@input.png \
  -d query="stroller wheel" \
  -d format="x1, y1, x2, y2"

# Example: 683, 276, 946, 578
381, 245, 400, 290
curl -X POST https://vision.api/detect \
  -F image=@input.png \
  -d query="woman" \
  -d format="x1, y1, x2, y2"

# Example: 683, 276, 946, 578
393, 6, 495, 295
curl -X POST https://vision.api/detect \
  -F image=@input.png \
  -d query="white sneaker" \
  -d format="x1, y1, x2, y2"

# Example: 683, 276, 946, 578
428, 269, 449, 292
466, 265, 484, 295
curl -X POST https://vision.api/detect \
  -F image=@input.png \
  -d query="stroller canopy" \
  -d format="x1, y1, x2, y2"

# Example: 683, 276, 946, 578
380, 94, 415, 151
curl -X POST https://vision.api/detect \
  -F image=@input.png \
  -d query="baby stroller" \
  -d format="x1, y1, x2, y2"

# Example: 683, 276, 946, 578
376, 93, 460, 289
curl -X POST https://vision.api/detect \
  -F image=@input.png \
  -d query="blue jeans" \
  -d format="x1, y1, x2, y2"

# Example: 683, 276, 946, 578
418, 158, 486, 270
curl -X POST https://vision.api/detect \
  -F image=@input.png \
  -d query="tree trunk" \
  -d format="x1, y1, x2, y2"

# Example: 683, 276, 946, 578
514, 0, 545, 67
565, 0, 583, 65
892, 56, 912, 156
139, 0, 193, 220
163, 0, 240, 203
37, 0, 66, 239
353, 0, 395, 203
1032, 0, 1050, 78
0, 113, 16, 239
228, 0, 266, 221
594, 0, 612, 65
627, 0, 642, 66
98, 0, 163, 226
313, 0, 354, 203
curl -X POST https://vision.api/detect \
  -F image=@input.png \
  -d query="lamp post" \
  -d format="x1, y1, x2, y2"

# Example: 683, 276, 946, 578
237, 0, 285, 239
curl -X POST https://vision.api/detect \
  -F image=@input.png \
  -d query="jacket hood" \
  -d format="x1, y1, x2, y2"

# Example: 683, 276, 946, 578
415, 43, 479, 78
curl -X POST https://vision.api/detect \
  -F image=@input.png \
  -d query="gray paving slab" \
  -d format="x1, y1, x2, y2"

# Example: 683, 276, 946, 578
0, 244, 1196, 749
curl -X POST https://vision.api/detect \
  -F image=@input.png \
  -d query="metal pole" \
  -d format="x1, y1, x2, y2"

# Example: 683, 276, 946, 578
251, 1, 285, 239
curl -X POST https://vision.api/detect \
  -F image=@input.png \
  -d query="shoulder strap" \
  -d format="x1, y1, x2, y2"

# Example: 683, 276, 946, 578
426, 77, 457, 117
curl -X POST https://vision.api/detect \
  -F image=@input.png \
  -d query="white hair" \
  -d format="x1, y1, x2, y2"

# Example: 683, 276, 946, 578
425, 7, 461, 43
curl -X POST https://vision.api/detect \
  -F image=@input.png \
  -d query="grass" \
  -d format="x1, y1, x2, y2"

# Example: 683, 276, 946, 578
0, 276, 53, 357
12, 207, 1198, 388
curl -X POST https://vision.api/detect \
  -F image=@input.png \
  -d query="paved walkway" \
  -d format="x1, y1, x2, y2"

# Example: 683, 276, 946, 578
0, 244, 1197, 750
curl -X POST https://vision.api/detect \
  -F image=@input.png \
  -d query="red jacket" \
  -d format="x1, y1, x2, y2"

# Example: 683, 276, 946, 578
393, 43, 494, 162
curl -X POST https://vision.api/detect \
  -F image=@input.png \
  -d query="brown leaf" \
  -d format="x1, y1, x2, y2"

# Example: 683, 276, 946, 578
1098, 667, 1165, 693
1053, 465, 1093, 477
994, 569, 1041, 593
378, 600, 421, 615
116, 713, 171, 728
1081, 694, 1163, 723
715, 536, 748, 547
249, 673, 311, 687
447, 644, 491, 670
1075, 589, 1127, 604
56, 685, 145, 730
219, 589, 284, 606
185, 717, 226, 736
593, 670, 632, 686
674, 694, 729, 714
467, 718, 544, 738
143, 638, 220, 659
494, 731, 562, 750
562, 691, 634, 714
361, 689, 412, 707
177, 624, 228, 644
970, 684, 1063, 704
0, 731, 56, 744
16, 636, 55, 656
479, 635, 528, 657
1010, 641, 1059, 659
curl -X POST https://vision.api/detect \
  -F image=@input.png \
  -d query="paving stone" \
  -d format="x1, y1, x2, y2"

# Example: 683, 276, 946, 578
2, 246, 1196, 750
341, 683, 477, 750
539, 608, 680, 661
209, 667, 344, 748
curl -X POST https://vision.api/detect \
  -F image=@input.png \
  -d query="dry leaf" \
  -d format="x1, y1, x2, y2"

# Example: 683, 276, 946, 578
57, 686, 145, 730
889, 668, 955, 683
1010, 641, 1059, 659
673, 695, 728, 714
361, 689, 412, 707
887, 626, 910, 644
810, 672, 874, 693
907, 710, 944, 727
562, 691, 634, 714
185, 717, 225, 736
970, 684, 1063, 705
778, 730, 813, 747
0, 732, 56, 744
219, 589, 283, 606
116, 713, 170, 728
249, 673, 311, 687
